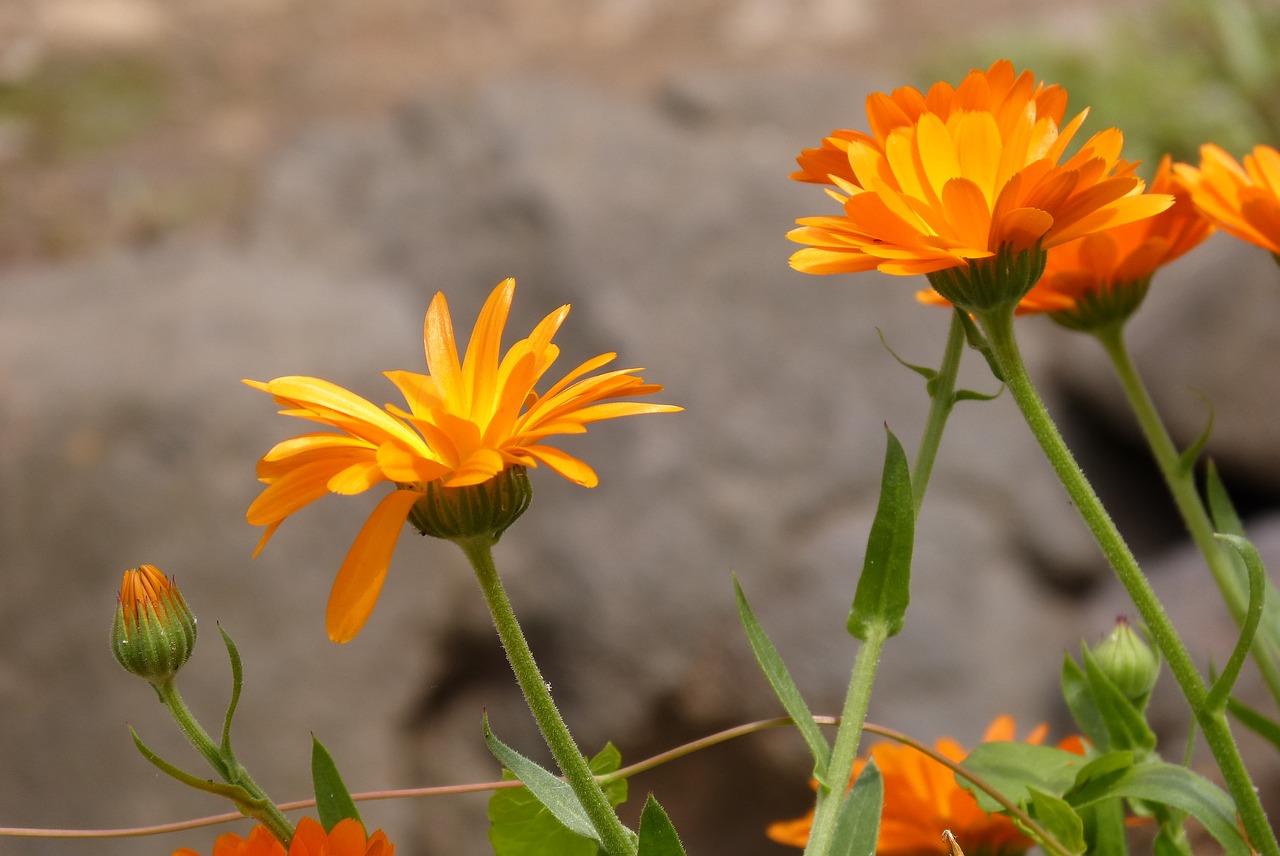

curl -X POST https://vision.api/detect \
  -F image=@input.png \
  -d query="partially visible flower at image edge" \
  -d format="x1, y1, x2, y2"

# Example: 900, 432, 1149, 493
245, 277, 680, 642
787, 59, 1173, 279
767, 716, 1084, 855
916, 154, 1215, 324
1175, 143, 1280, 257
172, 817, 392, 856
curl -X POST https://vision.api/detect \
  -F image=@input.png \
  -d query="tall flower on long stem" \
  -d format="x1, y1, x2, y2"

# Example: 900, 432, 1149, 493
789, 60, 1171, 292
246, 277, 679, 643
173, 817, 393, 856
787, 64, 1279, 856
1175, 143, 1280, 259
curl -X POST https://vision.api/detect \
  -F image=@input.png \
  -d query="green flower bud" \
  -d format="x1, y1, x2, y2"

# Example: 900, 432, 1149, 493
111, 565, 197, 685
406, 465, 532, 543
1091, 616, 1160, 710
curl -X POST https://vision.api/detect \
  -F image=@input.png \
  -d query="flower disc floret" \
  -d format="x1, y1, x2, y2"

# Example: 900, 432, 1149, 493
245, 278, 680, 642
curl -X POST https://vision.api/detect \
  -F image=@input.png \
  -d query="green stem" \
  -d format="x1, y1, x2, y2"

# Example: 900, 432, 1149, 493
459, 536, 636, 856
911, 311, 967, 512
802, 623, 889, 856
1094, 323, 1280, 705
155, 681, 295, 846
975, 307, 1279, 856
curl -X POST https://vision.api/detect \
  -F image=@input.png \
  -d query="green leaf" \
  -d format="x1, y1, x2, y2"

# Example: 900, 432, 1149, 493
830, 759, 882, 856
1226, 694, 1280, 751
129, 726, 265, 814
1174, 401, 1213, 477
1061, 654, 1108, 750
733, 575, 830, 780
483, 715, 597, 843
876, 327, 938, 384
218, 625, 244, 757
311, 735, 362, 831
1077, 797, 1130, 856
959, 742, 1089, 810
1027, 786, 1085, 854
1066, 760, 1249, 855
1205, 534, 1268, 711
952, 385, 1004, 403
847, 428, 914, 640
487, 739, 628, 856
636, 795, 686, 856
1080, 646, 1157, 755
956, 308, 1005, 382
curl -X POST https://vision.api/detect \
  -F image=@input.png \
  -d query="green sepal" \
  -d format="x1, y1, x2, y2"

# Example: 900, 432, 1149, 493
1080, 645, 1157, 756
129, 725, 264, 815
1065, 759, 1249, 855
219, 625, 244, 757
733, 574, 830, 781
636, 795, 686, 856
1026, 786, 1085, 855
311, 735, 362, 831
1226, 694, 1280, 751
829, 758, 882, 856
847, 428, 913, 640
1205, 533, 1267, 711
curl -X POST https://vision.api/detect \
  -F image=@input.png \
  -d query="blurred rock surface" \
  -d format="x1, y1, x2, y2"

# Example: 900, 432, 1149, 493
3, 66, 1278, 856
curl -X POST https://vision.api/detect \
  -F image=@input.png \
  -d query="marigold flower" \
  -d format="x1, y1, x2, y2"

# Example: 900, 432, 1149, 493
111, 564, 197, 684
916, 155, 1214, 324
246, 278, 680, 642
767, 716, 1083, 855
1175, 143, 1280, 256
788, 61, 1172, 279
172, 817, 393, 856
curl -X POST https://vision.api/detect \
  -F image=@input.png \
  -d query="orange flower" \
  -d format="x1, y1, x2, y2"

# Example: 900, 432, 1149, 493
916, 155, 1214, 321
792, 60, 1068, 188
767, 717, 1082, 855
172, 817, 393, 856
788, 61, 1172, 277
1175, 143, 1280, 255
111, 564, 197, 683
246, 278, 680, 641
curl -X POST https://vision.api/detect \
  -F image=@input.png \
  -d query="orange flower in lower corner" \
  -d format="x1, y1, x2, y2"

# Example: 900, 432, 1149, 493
1176, 143, 1280, 256
768, 717, 1083, 855
246, 278, 680, 642
172, 817, 393, 856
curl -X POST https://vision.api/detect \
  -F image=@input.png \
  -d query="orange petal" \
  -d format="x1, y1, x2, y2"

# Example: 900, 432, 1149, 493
325, 489, 422, 643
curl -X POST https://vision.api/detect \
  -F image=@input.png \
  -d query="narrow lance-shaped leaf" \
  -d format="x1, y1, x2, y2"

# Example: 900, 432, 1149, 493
483, 714, 597, 843
312, 735, 362, 831
1205, 533, 1268, 711
848, 428, 913, 640
734, 575, 830, 780
489, 744, 629, 856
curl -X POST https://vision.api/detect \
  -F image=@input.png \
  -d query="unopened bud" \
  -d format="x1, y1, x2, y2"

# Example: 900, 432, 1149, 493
1091, 616, 1160, 710
111, 565, 197, 685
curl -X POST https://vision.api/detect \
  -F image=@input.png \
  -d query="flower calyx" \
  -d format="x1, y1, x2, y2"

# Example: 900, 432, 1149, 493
406, 466, 533, 544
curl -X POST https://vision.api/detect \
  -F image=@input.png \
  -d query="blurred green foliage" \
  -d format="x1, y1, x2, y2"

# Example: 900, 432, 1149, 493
928, 0, 1280, 171
0, 53, 170, 161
